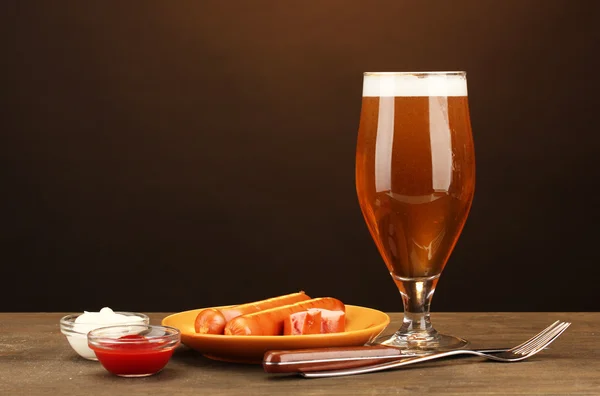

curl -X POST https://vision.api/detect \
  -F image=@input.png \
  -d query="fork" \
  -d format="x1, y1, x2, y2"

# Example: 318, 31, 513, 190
301, 320, 571, 378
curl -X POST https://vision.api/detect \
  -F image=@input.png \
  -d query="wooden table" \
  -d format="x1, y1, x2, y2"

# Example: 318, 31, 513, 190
0, 312, 597, 395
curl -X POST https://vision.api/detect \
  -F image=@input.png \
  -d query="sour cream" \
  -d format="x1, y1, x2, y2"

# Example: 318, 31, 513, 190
73, 307, 145, 334
61, 308, 148, 360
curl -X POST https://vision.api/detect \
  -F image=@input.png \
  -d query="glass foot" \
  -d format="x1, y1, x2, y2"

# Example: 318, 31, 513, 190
368, 330, 468, 355
115, 373, 156, 378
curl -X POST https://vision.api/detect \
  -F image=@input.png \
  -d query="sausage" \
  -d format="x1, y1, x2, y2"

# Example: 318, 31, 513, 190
194, 291, 311, 334
283, 308, 346, 335
318, 308, 346, 333
224, 297, 345, 336
283, 309, 322, 336
194, 308, 227, 334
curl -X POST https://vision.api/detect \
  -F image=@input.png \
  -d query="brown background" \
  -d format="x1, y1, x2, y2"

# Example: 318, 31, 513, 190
2, 0, 599, 312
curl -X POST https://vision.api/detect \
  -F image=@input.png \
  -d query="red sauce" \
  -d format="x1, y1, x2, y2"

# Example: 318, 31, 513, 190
91, 335, 175, 376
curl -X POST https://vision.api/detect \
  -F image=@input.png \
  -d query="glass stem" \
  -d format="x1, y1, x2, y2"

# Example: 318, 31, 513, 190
393, 275, 440, 341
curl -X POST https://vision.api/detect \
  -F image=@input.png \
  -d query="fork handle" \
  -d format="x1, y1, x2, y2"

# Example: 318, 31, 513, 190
300, 349, 479, 378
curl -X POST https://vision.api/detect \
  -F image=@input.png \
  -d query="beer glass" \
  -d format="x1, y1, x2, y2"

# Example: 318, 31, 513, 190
355, 72, 475, 352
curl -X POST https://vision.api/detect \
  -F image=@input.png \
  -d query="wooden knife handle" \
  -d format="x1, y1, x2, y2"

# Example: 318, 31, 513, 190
263, 346, 406, 373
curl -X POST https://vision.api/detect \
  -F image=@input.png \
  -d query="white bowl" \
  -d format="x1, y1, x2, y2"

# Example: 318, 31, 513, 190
60, 312, 149, 360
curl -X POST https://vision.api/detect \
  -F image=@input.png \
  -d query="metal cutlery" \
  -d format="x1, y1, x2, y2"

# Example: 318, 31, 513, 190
300, 321, 571, 378
262, 321, 571, 378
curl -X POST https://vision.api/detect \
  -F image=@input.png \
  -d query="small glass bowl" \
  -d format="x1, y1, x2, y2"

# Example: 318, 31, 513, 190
88, 324, 181, 377
60, 312, 149, 360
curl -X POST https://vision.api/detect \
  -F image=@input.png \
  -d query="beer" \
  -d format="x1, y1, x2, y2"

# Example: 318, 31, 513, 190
356, 73, 475, 281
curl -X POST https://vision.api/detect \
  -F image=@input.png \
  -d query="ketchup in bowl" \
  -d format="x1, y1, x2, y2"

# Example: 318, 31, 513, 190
88, 325, 180, 377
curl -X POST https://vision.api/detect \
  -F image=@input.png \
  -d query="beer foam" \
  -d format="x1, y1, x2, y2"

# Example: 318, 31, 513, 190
363, 72, 468, 97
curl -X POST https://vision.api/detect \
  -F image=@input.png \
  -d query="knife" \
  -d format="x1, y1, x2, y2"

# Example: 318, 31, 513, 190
262, 345, 508, 374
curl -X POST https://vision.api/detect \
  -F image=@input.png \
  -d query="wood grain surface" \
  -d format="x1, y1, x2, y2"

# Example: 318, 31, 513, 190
0, 312, 597, 395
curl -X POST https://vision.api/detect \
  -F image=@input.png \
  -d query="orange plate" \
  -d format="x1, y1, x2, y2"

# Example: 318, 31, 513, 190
161, 305, 390, 364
